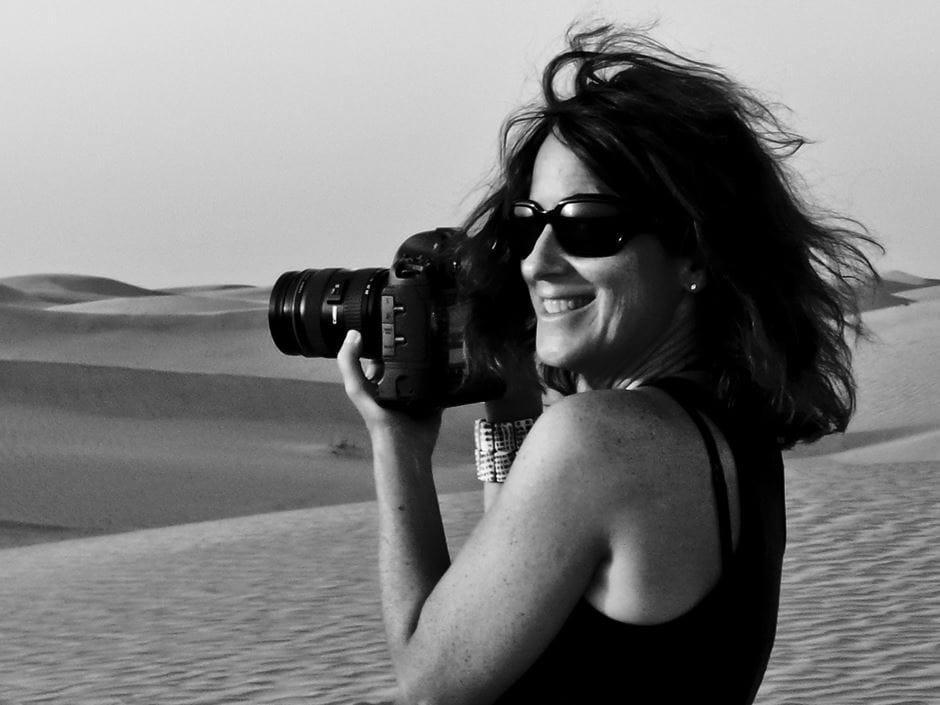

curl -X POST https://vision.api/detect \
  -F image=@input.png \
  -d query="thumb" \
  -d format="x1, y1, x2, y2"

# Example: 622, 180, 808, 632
337, 329, 367, 395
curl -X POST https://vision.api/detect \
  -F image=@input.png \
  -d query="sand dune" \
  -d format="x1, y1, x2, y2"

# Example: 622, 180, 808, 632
851, 297, 940, 436
0, 360, 353, 421
0, 359, 480, 542
0, 273, 344, 382
0, 269, 937, 542
0, 358, 479, 452
0, 466, 936, 704
49, 294, 265, 315
0, 283, 44, 306
858, 271, 940, 311
785, 289, 940, 462
891, 283, 940, 304
161, 283, 273, 304
0, 273, 490, 543
1, 273, 159, 305
878, 270, 939, 287
829, 427, 940, 464
0, 292, 337, 382
0, 270, 937, 702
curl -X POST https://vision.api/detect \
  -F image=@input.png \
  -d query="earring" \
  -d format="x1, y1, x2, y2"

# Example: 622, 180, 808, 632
688, 282, 699, 293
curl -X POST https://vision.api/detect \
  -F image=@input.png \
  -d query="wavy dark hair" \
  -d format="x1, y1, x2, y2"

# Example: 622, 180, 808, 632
456, 24, 881, 449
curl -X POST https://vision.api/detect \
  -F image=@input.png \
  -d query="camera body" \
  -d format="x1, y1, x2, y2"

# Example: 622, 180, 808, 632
269, 228, 505, 409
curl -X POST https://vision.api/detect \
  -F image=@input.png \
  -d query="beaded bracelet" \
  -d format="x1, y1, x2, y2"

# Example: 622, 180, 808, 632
474, 418, 536, 483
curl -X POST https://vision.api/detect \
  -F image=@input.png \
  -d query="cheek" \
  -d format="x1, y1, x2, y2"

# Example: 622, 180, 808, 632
596, 293, 637, 342
593, 272, 667, 340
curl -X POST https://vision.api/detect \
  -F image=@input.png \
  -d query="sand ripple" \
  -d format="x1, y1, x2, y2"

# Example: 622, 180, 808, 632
2, 464, 938, 704
0, 500, 414, 704
759, 459, 940, 704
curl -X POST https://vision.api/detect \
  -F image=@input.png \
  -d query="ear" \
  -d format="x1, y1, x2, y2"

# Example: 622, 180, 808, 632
672, 220, 707, 293
677, 257, 707, 294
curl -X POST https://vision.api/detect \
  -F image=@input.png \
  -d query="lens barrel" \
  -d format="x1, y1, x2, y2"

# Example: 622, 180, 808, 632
268, 267, 388, 359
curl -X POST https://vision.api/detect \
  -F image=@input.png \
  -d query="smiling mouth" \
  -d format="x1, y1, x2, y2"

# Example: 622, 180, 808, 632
541, 296, 595, 315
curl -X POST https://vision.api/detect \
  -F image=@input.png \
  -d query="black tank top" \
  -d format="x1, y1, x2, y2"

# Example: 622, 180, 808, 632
494, 378, 786, 704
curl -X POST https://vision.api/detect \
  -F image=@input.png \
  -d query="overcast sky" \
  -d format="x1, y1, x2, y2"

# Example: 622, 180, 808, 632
3, 0, 939, 287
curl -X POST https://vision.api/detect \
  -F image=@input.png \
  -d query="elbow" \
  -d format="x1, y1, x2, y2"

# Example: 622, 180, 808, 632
392, 657, 473, 705
392, 658, 438, 705
395, 678, 442, 705
388, 633, 488, 704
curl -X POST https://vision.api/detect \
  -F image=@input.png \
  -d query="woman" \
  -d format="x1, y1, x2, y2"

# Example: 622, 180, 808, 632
337, 25, 879, 704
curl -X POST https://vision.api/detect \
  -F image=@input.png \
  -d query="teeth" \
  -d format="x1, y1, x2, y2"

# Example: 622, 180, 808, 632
542, 297, 593, 314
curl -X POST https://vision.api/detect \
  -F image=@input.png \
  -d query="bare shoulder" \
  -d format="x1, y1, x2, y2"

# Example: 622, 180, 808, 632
528, 388, 690, 461
482, 386, 733, 625
512, 387, 695, 499
518, 387, 738, 623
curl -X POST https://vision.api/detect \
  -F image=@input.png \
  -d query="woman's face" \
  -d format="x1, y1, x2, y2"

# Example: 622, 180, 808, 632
520, 133, 690, 387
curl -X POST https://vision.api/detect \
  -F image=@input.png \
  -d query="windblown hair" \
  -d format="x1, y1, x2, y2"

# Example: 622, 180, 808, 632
457, 24, 881, 449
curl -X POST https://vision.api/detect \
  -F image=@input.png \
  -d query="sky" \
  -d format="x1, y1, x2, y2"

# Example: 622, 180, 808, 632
2, 0, 939, 288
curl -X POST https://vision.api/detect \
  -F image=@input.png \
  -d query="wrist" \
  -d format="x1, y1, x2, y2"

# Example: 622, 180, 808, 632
368, 420, 438, 464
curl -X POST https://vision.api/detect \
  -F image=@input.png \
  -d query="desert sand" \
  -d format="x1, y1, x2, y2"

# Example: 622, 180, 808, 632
0, 271, 938, 703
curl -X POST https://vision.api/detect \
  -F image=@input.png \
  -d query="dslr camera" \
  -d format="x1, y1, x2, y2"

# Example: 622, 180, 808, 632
269, 228, 505, 409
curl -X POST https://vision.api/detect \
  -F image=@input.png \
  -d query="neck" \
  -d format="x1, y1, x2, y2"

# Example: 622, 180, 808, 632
576, 300, 701, 392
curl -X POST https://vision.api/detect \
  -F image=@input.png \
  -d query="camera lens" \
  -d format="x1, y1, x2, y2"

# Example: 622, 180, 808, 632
269, 267, 388, 359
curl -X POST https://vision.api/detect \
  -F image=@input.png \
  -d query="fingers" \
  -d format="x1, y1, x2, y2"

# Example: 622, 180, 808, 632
338, 329, 387, 414
337, 330, 441, 447
337, 330, 368, 398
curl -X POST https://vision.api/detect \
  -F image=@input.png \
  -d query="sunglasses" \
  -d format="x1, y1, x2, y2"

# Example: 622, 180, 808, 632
505, 194, 658, 259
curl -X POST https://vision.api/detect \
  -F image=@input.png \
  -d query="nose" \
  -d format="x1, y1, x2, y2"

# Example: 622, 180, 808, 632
520, 224, 569, 281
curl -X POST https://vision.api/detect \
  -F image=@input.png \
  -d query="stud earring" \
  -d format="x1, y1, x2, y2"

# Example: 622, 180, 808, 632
688, 282, 699, 293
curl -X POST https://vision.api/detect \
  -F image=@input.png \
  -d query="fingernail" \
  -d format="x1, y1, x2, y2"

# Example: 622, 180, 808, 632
347, 329, 361, 344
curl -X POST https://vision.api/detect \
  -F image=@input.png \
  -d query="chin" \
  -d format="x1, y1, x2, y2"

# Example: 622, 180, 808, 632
536, 343, 585, 373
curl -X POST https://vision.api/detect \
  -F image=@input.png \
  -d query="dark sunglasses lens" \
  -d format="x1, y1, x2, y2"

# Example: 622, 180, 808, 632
555, 201, 626, 256
507, 203, 544, 258
507, 200, 631, 258
555, 217, 624, 257
559, 200, 623, 219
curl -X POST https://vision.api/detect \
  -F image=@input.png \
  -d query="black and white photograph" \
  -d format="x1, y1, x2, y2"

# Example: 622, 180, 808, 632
1, 1, 938, 703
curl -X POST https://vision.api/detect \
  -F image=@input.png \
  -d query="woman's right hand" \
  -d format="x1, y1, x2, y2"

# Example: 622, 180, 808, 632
337, 329, 443, 458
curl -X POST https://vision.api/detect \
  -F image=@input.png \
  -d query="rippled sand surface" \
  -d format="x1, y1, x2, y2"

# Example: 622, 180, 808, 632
2, 461, 938, 704
761, 459, 940, 704
0, 493, 479, 704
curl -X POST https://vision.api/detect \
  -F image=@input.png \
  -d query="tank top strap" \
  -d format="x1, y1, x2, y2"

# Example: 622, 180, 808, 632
644, 377, 734, 569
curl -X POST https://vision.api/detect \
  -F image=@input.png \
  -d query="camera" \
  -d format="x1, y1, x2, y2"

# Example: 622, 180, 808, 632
269, 228, 505, 409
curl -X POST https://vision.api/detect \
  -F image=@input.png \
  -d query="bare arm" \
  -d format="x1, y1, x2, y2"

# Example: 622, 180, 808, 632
338, 332, 661, 704
369, 427, 450, 652
378, 409, 610, 702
